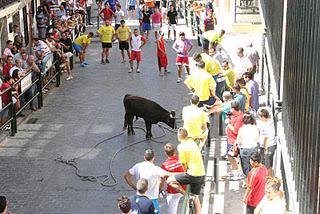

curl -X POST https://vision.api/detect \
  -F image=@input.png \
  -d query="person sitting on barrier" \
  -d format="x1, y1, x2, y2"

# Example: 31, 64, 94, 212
201, 29, 225, 54
167, 128, 205, 214
117, 195, 132, 214
32, 37, 53, 73
182, 94, 209, 149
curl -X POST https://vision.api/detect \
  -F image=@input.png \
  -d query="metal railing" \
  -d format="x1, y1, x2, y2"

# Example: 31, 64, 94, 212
181, 185, 194, 214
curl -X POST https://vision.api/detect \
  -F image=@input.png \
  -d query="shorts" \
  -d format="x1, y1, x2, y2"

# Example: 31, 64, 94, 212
142, 23, 151, 31
119, 41, 129, 50
153, 23, 161, 31
201, 36, 209, 51
168, 24, 177, 31
115, 24, 120, 30
151, 199, 160, 214
198, 97, 216, 107
128, 5, 136, 11
260, 145, 277, 169
131, 51, 142, 61
73, 43, 82, 52
176, 56, 189, 65
102, 42, 112, 48
175, 173, 205, 195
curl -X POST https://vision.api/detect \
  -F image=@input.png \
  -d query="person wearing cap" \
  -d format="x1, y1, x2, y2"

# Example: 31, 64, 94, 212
129, 178, 155, 213
184, 60, 220, 107
167, 128, 205, 214
0, 196, 8, 214
243, 152, 268, 214
182, 95, 209, 148
97, 20, 115, 64
124, 149, 171, 214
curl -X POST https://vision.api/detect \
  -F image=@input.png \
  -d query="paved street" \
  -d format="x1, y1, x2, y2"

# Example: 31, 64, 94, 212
0, 19, 206, 213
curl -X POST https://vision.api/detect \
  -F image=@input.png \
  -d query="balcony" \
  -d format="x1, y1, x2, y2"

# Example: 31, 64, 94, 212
0, 0, 20, 9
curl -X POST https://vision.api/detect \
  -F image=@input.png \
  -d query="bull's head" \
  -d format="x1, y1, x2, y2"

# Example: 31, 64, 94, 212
167, 110, 176, 129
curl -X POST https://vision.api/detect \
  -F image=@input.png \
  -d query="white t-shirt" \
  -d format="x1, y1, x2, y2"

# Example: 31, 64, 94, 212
255, 195, 286, 214
9, 66, 25, 77
115, 10, 125, 24
129, 161, 167, 199
234, 56, 252, 79
257, 119, 276, 148
131, 34, 145, 52
237, 124, 259, 148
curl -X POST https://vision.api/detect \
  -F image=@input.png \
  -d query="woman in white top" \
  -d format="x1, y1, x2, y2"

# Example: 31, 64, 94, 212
255, 176, 287, 214
235, 113, 259, 176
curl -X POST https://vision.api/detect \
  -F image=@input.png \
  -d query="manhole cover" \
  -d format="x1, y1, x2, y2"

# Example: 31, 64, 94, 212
25, 118, 38, 124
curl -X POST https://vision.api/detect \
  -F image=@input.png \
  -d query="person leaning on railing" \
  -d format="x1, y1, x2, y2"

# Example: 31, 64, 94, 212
201, 29, 225, 54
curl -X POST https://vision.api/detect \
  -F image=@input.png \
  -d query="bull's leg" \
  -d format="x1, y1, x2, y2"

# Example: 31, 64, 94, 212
123, 113, 128, 131
126, 114, 135, 135
145, 121, 152, 139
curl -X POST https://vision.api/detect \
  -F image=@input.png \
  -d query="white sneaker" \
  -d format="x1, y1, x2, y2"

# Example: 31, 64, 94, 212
176, 78, 182, 83
136, 68, 140, 73
129, 68, 133, 73
66, 76, 73, 81
231, 171, 245, 181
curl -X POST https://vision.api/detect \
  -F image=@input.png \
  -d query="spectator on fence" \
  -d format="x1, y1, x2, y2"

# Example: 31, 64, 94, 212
226, 101, 244, 180
0, 76, 16, 123
243, 152, 268, 214
201, 29, 225, 54
118, 195, 132, 214
254, 176, 287, 214
14, 48, 29, 69
257, 108, 277, 176
32, 37, 52, 72
232, 84, 246, 113
2, 40, 14, 62
234, 47, 253, 79
161, 143, 186, 214
59, 31, 73, 80
182, 94, 209, 148
2, 56, 14, 77
244, 71, 260, 111
73, 32, 94, 68
9, 59, 26, 79
129, 178, 155, 214
235, 113, 259, 180
221, 60, 236, 90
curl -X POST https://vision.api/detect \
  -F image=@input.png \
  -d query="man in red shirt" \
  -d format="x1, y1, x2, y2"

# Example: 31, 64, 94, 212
243, 152, 268, 214
99, 3, 115, 22
0, 76, 15, 123
161, 143, 186, 214
226, 101, 244, 180
2, 56, 14, 77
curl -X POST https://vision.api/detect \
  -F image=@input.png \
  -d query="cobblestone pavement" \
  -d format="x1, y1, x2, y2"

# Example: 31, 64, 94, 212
0, 18, 206, 213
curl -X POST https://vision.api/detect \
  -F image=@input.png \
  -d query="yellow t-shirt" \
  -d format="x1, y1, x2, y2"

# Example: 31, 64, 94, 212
74, 35, 92, 46
200, 53, 221, 76
182, 105, 209, 138
116, 26, 131, 41
178, 139, 205, 176
240, 87, 250, 111
202, 30, 224, 44
184, 70, 216, 101
221, 68, 236, 89
97, 25, 115, 43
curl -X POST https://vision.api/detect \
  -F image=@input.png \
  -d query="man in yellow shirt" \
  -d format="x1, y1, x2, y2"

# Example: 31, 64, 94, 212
97, 20, 115, 64
184, 60, 220, 107
182, 95, 209, 147
73, 32, 94, 67
116, 20, 132, 63
221, 60, 236, 90
201, 29, 225, 54
167, 128, 205, 214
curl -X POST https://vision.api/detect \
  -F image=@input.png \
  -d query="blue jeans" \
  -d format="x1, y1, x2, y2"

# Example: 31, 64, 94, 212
239, 147, 258, 176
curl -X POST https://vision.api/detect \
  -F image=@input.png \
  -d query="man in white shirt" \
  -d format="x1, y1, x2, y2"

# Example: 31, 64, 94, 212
234, 47, 253, 79
124, 149, 172, 214
129, 28, 147, 73
9, 59, 25, 78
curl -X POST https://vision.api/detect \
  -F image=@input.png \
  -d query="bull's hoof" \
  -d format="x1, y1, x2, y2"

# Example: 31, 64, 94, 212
146, 134, 152, 139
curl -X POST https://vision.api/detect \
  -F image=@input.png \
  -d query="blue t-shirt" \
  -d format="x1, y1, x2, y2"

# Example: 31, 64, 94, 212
129, 194, 155, 214
234, 93, 246, 113
128, 0, 136, 6
108, 0, 117, 11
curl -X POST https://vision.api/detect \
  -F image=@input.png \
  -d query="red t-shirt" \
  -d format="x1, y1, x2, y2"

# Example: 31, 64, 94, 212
161, 156, 186, 194
246, 165, 268, 206
1, 82, 11, 106
3, 63, 13, 77
100, 8, 113, 21
226, 111, 243, 145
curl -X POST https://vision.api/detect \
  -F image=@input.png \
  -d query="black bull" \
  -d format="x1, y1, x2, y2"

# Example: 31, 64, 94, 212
123, 94, 176, 138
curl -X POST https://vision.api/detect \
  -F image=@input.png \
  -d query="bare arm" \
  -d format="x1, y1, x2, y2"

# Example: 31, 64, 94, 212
123, 171, 137, 190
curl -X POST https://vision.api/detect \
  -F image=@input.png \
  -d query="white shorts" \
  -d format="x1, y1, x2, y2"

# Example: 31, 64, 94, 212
168, 24, 176, 31
153, 23, 161, 31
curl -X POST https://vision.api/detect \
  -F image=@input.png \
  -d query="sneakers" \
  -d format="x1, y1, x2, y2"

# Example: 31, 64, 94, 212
129, 68, 133, 73
83, 61, 90, 65
227, 170, 245, 181
80, 63, 88, 67
136, 68, 140, 73
176, 78, 182, 83
101, 59, 105, 64
66, 76, 73, 81
105, 59, 110, 63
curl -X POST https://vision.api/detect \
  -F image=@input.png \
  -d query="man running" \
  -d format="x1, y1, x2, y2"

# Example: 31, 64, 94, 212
116, 20, 132, 63
73, 32, 94, 67
97, 20, 115, 64
130, 28, 147, 73
172, 32, 193, 83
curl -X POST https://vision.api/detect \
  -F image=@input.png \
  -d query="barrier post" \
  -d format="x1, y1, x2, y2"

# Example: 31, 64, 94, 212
9, 89, 16, 136
37, 73, 43, 108
54, 60, 61, 87
214, 157, 219, 193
